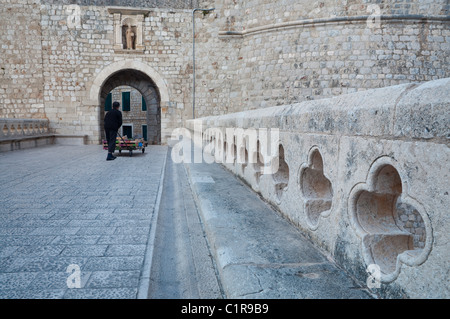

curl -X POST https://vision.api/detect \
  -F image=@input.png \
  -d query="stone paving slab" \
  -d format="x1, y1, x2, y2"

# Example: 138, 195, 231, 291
0, 144, 167, 299
184, 148, 372, 299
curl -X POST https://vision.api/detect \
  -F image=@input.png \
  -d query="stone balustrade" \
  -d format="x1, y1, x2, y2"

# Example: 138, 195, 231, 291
0, 118, 87, 152
184, 77, 450, 298
0, 118, 50, 140
0, 118, 54, 152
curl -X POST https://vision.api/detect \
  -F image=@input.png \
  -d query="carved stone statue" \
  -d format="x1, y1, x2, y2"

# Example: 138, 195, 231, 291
125, 24, 135, 50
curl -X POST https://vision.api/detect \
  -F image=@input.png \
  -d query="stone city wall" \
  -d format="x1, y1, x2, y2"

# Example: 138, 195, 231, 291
186, 77, 450, 298
0, 0, 45, 119
40, 0, 198, 9
37, 2, 195, 143
192, 0, 450, 115
1, 0, 207, 143
0, 0, 449, 145
239, 0, 449, 30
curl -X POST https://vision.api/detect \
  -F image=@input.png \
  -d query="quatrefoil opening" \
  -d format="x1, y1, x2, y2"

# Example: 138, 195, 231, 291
272, 144, 289, 204
349, 157, 433, 283
299, 147, 334, 230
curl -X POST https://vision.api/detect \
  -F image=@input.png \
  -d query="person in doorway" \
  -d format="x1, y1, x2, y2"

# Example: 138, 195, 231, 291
104, 101, 123, 161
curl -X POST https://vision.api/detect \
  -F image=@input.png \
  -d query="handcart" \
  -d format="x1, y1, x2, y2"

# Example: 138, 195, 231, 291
103, 134, 147, 157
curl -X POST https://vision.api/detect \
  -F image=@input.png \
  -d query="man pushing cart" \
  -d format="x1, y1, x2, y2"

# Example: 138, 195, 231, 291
104, 101, 122, 161
102, 134, 147, 157
103, 100, 147, 158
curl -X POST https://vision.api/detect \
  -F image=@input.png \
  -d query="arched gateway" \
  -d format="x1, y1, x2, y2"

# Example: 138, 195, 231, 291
88, 60, 169, 145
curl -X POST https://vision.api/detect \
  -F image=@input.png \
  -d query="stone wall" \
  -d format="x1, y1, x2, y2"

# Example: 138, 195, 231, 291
239, 0, 449, 30
0, 0, 208, 143
186, 77, 450, 298
0, 0, 448, 144
192, 0, 450, 114
37, 3, 194, 143
41, 0, 198, 9
0, 0, 45, 119
236, 20, 449, 109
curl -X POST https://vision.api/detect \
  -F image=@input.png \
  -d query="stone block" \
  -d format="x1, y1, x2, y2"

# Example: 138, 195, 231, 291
394, 78, 450, 141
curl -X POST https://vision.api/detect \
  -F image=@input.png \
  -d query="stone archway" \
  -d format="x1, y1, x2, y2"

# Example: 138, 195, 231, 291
88, 60, 170, 145
99, 69, 161, 144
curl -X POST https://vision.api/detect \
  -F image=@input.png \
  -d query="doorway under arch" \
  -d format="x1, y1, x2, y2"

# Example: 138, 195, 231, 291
99, 68, 161, 145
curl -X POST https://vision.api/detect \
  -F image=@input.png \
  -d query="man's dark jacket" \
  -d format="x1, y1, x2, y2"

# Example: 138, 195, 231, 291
104, 108, 123, 131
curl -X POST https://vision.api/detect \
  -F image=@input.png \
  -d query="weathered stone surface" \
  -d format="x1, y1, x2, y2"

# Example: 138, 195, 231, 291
186, 145, 371, 299
1, 0, 449, 299
1, 1, 449, 144
0, 144, 168, 299
394, 78, 450, 140
188, 78, 450, 298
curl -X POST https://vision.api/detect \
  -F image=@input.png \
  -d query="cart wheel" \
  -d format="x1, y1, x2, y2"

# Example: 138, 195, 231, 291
142, 148, 145, 153
129, 150, 133, 157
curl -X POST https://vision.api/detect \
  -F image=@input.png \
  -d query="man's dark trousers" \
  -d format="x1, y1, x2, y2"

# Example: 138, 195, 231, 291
105, 129, 117, 154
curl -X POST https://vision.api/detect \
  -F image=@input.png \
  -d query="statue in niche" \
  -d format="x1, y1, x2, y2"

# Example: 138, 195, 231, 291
125, 24, 135, 50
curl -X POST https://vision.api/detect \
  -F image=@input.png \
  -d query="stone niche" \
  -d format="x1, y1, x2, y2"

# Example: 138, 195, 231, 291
108, 8, 149, 52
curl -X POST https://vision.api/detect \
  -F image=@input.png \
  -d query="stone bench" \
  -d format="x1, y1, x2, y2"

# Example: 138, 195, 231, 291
0, 134, 88, 152
0, 119, 87, 152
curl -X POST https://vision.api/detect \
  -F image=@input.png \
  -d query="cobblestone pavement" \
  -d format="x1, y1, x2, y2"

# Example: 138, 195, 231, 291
0, 144, 167, 299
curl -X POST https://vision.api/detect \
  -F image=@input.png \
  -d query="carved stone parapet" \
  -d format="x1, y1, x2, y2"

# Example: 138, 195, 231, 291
0, 118, 50, 140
